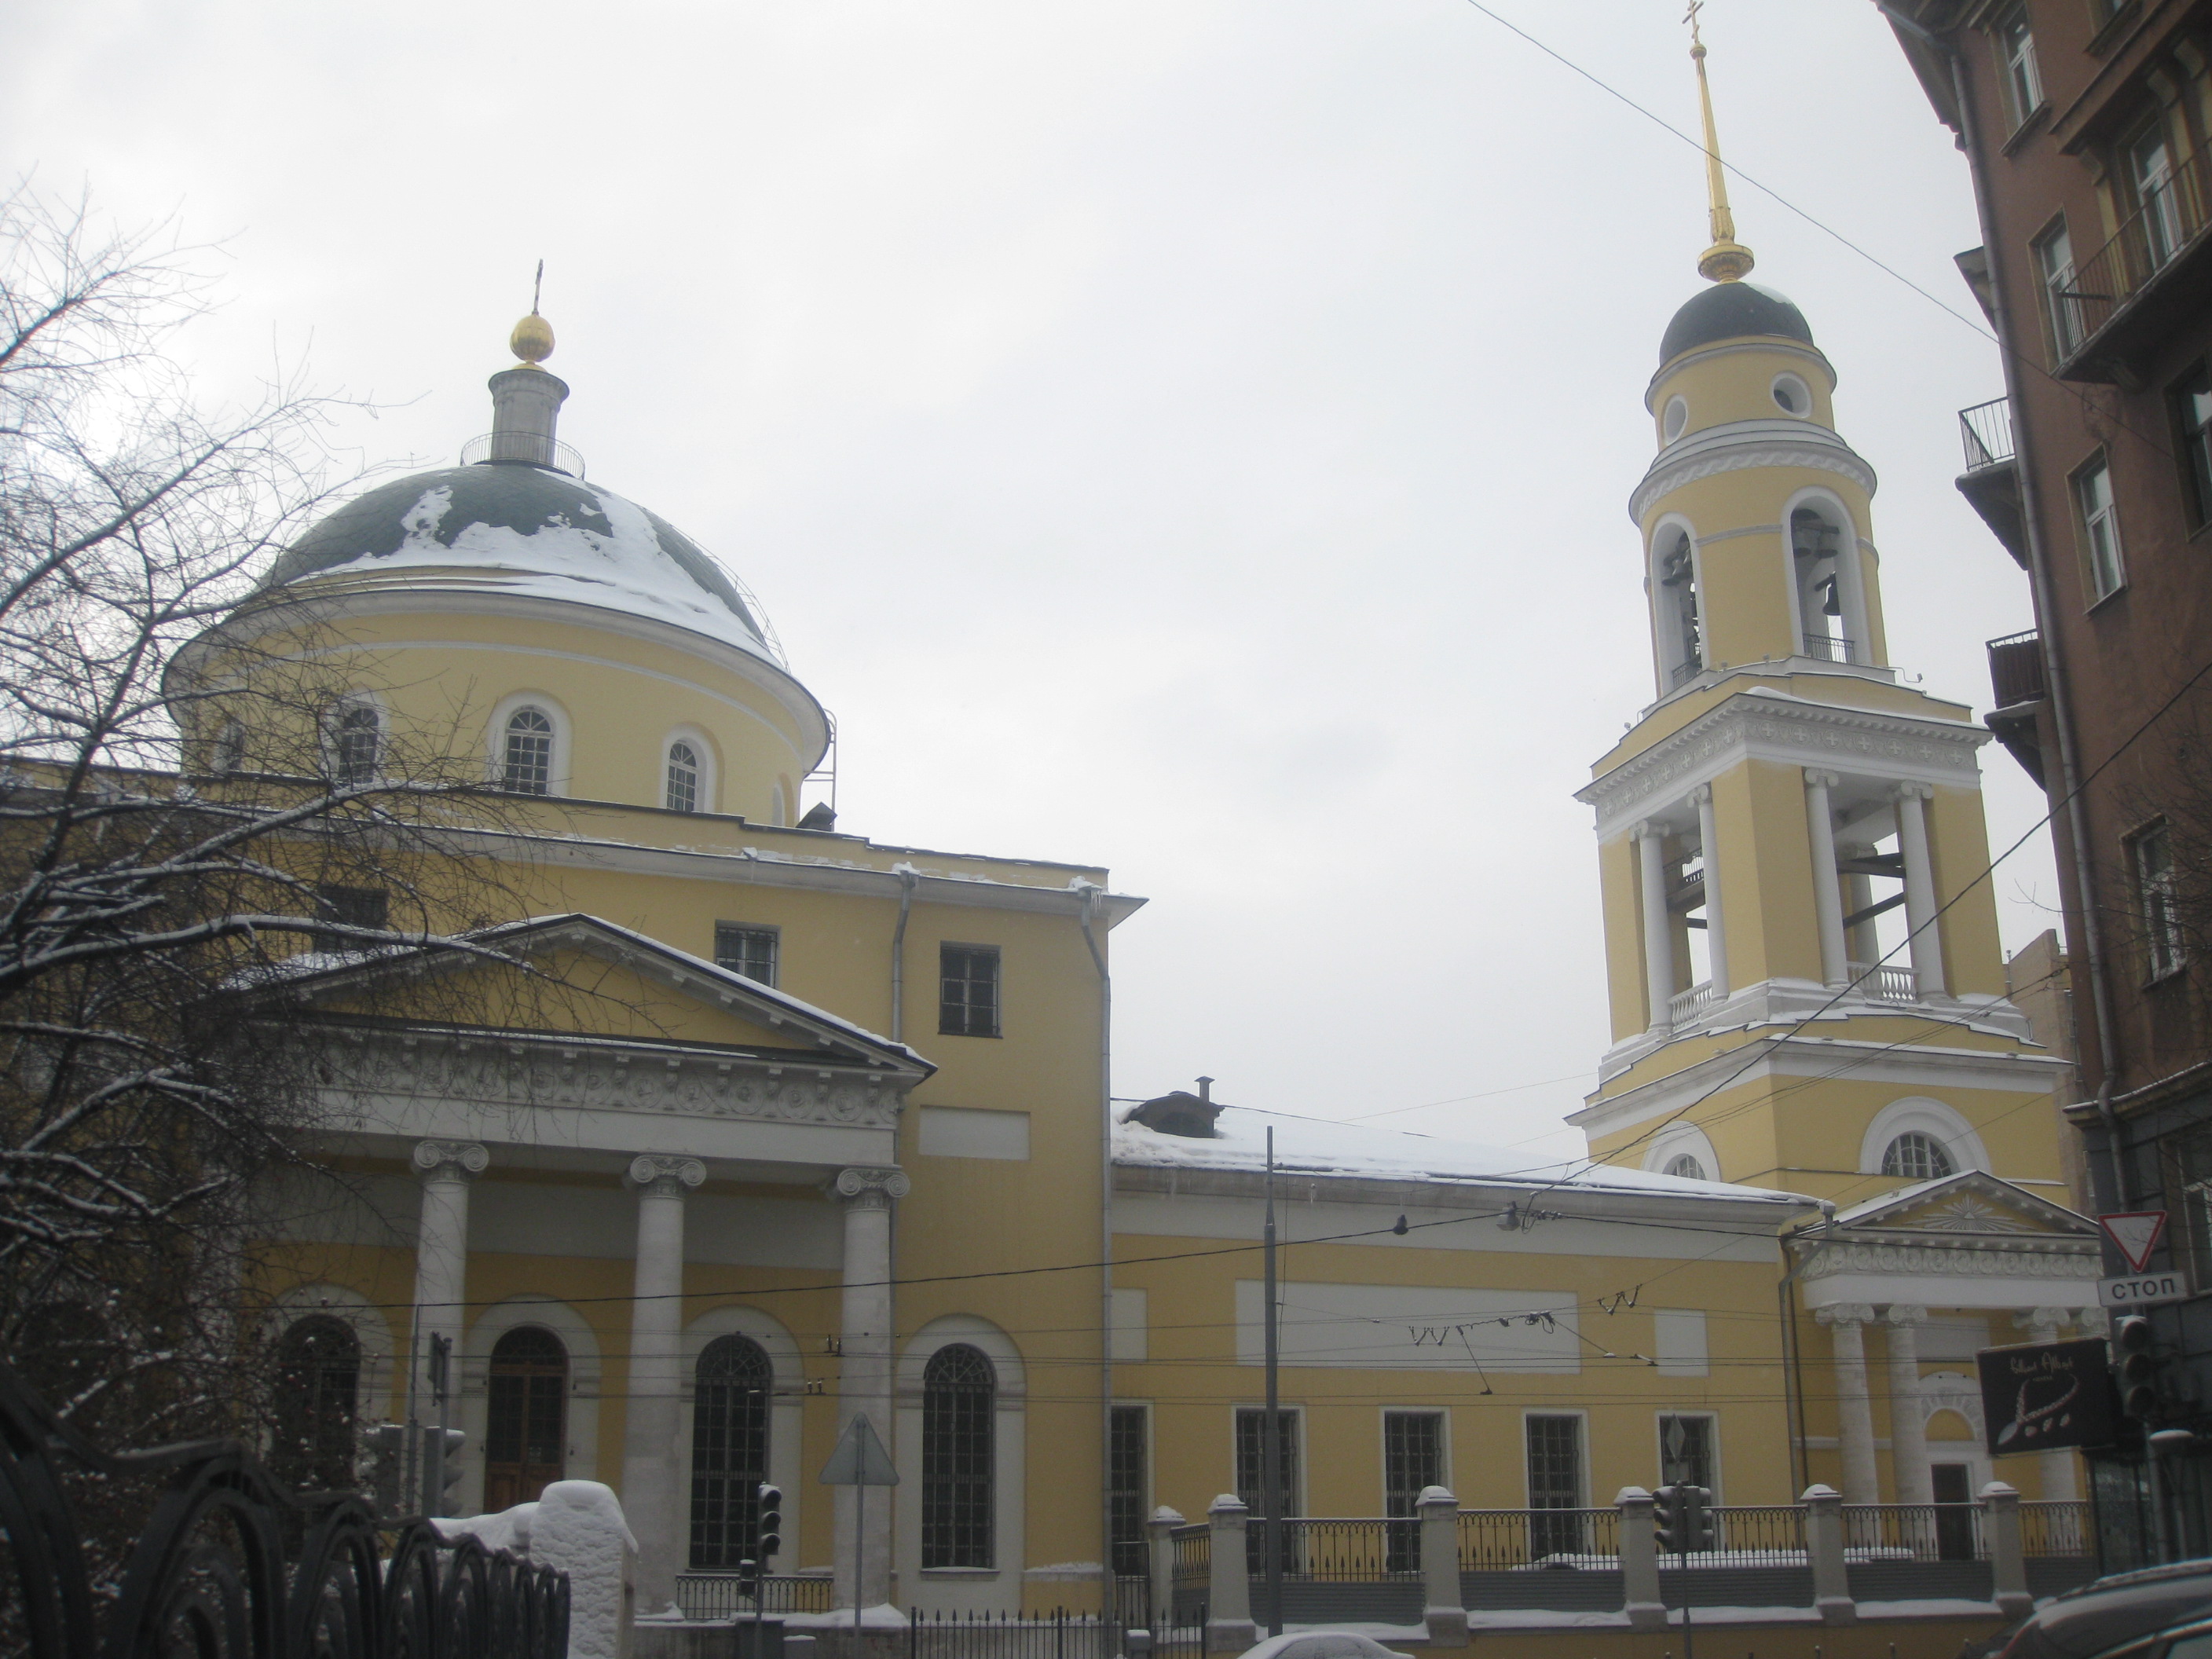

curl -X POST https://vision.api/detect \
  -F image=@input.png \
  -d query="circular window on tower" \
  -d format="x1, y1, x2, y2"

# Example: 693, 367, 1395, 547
1662, 395, 1689, 442
1771, 373, 1811, 417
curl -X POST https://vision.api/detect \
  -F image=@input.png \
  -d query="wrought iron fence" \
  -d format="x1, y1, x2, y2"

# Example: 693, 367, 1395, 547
2021, 1500, 2093, 1558
460, 430, 588, 478
1458, 1506, 1620, 1569
906, 1607, 1122, 1659
1273, 1517, 1419, 1580
1169, 1521, 1209, 1617
1843, 1502, 1988, 1563
1804, 634, 1858, 665
0, 1358, 568, 1659
1705, 1504, 1810, 1566
2061, 146, 2211, 352
677, 1573, 837, 1618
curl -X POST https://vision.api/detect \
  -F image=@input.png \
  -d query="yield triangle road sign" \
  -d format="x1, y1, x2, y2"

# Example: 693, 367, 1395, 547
820, 1412, 899, 1486
2098, 1210, 2168, 1275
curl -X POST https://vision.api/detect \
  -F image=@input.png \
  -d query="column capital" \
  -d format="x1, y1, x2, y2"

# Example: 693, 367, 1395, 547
1804, 769, 1840, 790
1688, 783, 1713, 806
1631, 818, 1664, 842
628, 1153, 706, 1196
1815, 1302, 1877, 1328
833, 1165, 912, 1206
412, 1139, 489, 1182
1885, 1303, 1929, 1327
2016, 1306, 2072, 1333
1894, 782, 1936, 801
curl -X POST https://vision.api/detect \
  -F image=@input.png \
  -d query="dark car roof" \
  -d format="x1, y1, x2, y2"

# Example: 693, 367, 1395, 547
2006, 1562, 2212, 1659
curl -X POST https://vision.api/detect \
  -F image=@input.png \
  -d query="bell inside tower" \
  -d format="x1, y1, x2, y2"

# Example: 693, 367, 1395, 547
1790, 507, 1852, 664
1656, 529, 1704, 687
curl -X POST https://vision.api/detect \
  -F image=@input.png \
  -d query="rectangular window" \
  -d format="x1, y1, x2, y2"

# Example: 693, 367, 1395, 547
1524, 1414, 1585, 1559
2134, 823, 2184, 980
713, 923, 779, 987
313, 884, 389, 950
1657, 1413, 1718, 1494
2128, 120, 2182, 267
1383, 1411, 1446, 1572
1235, 1407, 1301, 1573
939, 943, 1002, 1037
2035, 222, 2082, 360
2174, 363, 2212, 528
1110, 1404, 1149, 1577
1994, 5, 2042, 127
2076, 456, 2126, 600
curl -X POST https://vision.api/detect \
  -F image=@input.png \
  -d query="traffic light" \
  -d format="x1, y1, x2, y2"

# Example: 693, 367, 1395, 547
1681, 1485, 1717, 1553
435, 1429, 467, 1511
2115, 1315, 2162, 1420
756, 1483, 784, 1566
1654, 1484, 1687, 1555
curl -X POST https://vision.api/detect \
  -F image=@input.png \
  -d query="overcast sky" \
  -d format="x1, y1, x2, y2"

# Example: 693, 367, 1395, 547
5, 0, 2056, 1166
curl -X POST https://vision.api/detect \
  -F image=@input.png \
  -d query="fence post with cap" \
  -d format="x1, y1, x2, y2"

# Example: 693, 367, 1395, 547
1204, 1495, 1255, 1654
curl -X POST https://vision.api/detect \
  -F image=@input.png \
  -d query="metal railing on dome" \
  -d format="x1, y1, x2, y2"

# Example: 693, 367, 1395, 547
460, 430, 587, 478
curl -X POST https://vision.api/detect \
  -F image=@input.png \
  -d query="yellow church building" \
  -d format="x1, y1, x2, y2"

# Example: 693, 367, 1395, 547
218, 68, 2103, 1628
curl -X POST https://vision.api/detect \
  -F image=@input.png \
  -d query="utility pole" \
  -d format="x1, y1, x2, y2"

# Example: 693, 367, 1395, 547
1262, 1127, 1283, 1638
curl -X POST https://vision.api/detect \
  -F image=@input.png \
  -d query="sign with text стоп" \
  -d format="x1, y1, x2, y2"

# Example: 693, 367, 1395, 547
1977, 1338, 2115, 1456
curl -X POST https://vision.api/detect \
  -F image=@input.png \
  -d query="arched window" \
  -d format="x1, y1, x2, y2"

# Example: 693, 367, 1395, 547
1663, 1152, 1708, 1182
485, 1326, 567, 1508
921, 1343, 995, 1569
1654, 529, 1702, 688
271, 1316, 361, 1490
1882, 1130, 1956, 1183
503, 709, 554, 795
689, 1335, 772, 1568
1790, 507, 1851, 663
331, 703, 381, 785
666, 742, 701, 814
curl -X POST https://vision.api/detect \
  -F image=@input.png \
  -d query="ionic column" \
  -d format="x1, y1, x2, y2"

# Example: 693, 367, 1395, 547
1816, 1304, 1880, 1503
1804, 772, 1849, 989
834, 1165, 909, 1612
1895, 786, 1947, 997
1692, 786, 1729, 997
1885, 1306, 1934, 1507
623, 1153, 705, 1613
2016, 1308, 2082, 1501
409, 1140, 488, 1417
1635, 821, 1675, 1029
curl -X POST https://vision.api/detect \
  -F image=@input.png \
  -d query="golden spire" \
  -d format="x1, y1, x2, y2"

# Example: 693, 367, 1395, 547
1685, 2, 1754, 284
509, 258, 555, 366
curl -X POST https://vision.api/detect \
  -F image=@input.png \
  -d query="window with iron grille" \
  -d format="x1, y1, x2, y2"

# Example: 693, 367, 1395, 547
922, 1344, 995, 1568
715, 924, 780, 987
2174, 364, 2212, 528
1383, 1411, 1445, 1572
1657, 1413, 1716, 1493
668, 742, 701, 814
690, 1335, 772, 1569
504, 708, 554, 795
1235, 1407, 1301, 1573
2135, 823, 2185, 980
1110, 1404, 1149, 1577
331, 702, 381, 785
1525, 1414, 1584, 1558
1881, 1130, 1956, 1182
939, 944, 1001, 1038
271, 1316, 361, 1490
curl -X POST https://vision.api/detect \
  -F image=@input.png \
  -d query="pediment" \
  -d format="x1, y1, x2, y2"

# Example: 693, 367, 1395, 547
249, 912, 932, 1079
1831, 1170, 2093, 1240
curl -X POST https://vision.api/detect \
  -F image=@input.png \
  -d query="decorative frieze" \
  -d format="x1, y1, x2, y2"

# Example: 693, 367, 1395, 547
1797, 1239, 2099, 1282
326, 1031, 904, 1130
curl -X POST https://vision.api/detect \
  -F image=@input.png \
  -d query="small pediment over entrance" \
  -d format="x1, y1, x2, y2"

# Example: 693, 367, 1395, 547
1829, 1171, 2093, 1240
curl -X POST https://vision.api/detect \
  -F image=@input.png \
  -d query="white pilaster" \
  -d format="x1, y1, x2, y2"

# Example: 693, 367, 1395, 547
1692, 785, 1728, 996
1895, 786, 1947, 997
624, 1152, 705, 1613
1816, 1303, 1880, 1503
1885, 1305, 1934, 1507
1804, 771, 1848, 989
834, 1165, 909, 1612
2016, 1308, 2082, 1500
409, 1140, 488, 1418
1635, 821, 1674, 1029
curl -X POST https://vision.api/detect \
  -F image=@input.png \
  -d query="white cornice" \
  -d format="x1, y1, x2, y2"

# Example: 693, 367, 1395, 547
1578, 690, 1988, 840
1630, 420, 1878, 524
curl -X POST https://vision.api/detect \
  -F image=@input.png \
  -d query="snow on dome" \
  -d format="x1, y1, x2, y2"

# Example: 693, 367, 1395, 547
258, 462, 777, 661
1115, 1102, 1809, 1207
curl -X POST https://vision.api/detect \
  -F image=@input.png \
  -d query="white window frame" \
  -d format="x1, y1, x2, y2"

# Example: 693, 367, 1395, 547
1520, 1408, 1590, 1510
2075, 455, 2126, 602
324, 694, 386, 786
1655, 1410, 1722, 1500
458, 1295, 604, 1517
1859, 1097, 1990, 1177
1994, 5, 2043, 129
485, 692, 572, 796
2034, 220, 2082, 361
1379, 1406, 1451, 1511
895, 1315, 1027, 1610
2134, 821, 2185, 980
661, 725, 719, 815
1643, 1122, 1722, 1183
676, 1305, 808, 1574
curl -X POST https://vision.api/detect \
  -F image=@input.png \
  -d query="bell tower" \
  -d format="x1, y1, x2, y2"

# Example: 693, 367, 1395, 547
1569, 23, 2064, 1203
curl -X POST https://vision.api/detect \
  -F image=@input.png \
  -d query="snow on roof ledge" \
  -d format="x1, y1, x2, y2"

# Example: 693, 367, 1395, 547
1114, 1104, 1814, 1207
